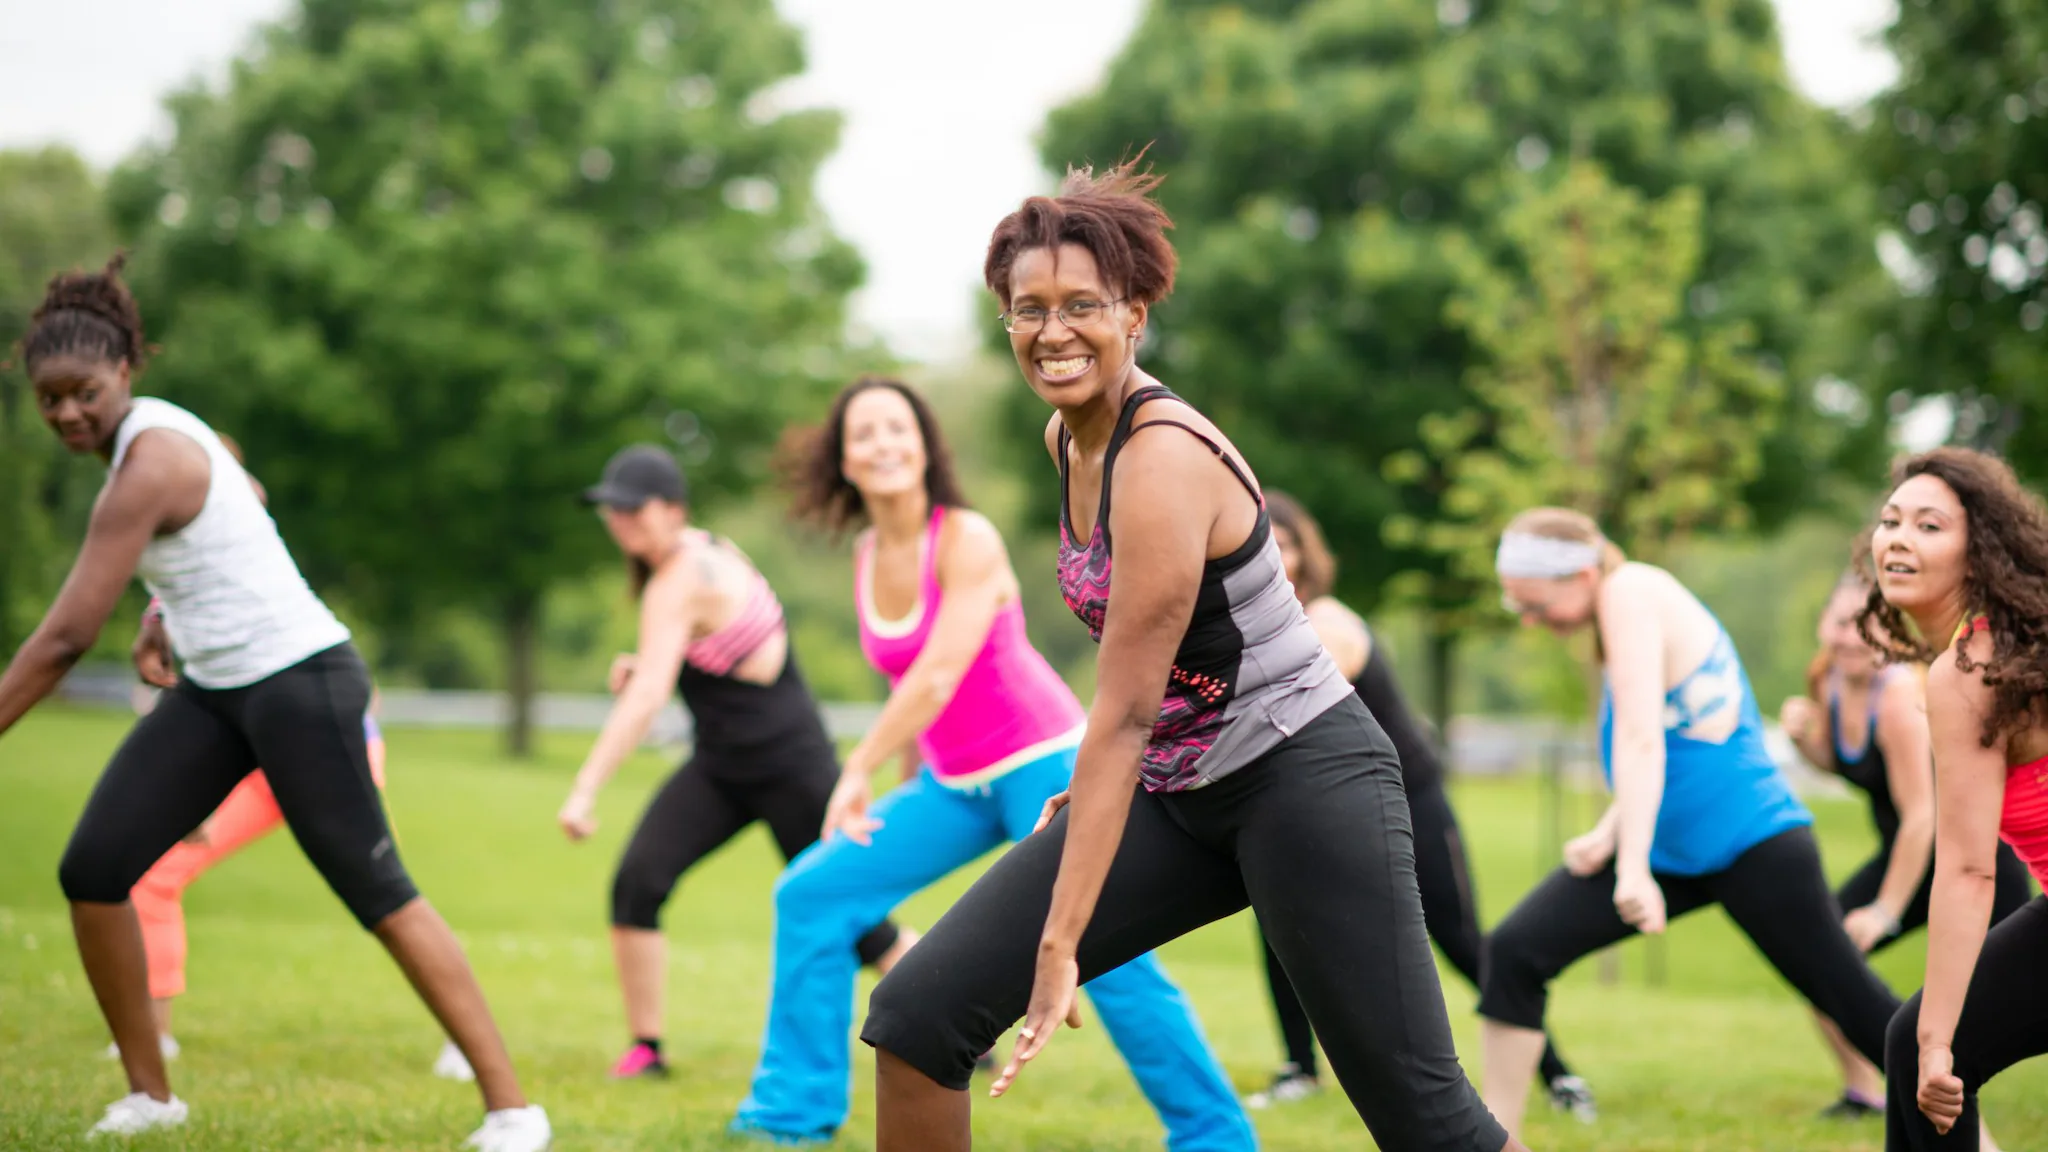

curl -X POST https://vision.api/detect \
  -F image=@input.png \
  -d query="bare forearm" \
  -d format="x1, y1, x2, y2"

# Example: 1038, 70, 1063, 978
1874, 816, 1935, 919
1039, 725, 1145, 951
1918, 868, 1997, 1048
572, 695, 664, 794
1791, 731, 1833, 772
0, 633, 88, 736
848, 671, 955, 777
1612, 741, 1665, 874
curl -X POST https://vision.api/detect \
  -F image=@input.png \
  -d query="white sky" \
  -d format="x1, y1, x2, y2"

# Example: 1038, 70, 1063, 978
0, 0, 1898, 363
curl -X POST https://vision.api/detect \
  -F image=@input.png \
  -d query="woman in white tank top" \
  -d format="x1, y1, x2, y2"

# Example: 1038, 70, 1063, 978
0, 256, 549, 1151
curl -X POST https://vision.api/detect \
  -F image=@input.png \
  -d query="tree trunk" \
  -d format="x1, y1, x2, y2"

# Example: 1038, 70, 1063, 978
1426, 618, 1457, 771
504, 592, 540, 758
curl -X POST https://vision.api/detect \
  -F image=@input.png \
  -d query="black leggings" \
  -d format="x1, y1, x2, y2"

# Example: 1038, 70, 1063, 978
1257, 781, 1575, 1084
861, 696, 1508, 1152
1836, 839, 2034, 957
1479, 826, 1901, 1067
58, 643, 417, 929
612, 737, 898, 965
1886, 896, 2048, 1149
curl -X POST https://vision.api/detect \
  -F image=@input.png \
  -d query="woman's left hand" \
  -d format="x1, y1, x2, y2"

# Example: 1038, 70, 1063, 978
989, 943, 1086, 1099
1917, 1043, 1964, 1132
1843, 904, 1898, 953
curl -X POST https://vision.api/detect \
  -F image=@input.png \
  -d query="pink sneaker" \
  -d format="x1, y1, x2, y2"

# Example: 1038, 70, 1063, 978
608, 1041, 668, 1079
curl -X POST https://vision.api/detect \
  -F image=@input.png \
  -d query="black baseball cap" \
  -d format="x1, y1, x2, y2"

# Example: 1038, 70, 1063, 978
584, 444, 688, 509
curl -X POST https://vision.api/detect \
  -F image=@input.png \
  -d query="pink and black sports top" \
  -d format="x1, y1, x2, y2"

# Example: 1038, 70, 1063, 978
857, 506, 1084, 786
1056, 384, 1350, 792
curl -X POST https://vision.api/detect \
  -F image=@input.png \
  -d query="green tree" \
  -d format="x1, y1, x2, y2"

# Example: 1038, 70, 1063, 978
1864, 0, 2048, 466
0, 147, 117, 657
1410, 160, 1783, 599
106, 0, 864, 752
1027, 0, 1882, 730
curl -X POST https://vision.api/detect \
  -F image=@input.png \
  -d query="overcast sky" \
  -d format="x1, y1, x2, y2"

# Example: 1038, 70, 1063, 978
0, 0, 1898, 362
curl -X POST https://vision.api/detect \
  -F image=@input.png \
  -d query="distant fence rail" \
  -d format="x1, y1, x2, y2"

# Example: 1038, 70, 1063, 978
56, 666, 1845, 797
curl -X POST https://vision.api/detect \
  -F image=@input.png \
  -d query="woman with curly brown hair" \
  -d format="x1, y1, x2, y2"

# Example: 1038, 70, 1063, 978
1780, 571, 2031, 1124
0, 256, 549, 1150
1865, 448, 2048, 1150
732, 376, 1251, 1150
857, 162, 1523, 1152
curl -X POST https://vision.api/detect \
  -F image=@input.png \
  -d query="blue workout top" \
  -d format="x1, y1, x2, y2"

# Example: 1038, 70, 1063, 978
1598, 621, 1811, 876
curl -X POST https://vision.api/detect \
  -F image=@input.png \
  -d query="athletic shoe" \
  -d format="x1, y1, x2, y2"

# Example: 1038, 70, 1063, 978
464, 1105, 550, 1152
100, 1034, 180, 1061
435, 1039, 477, 1082
87, 1092, 188, 1137
1244, 1064, 1320, 1109
1819, 1091, 1883, 1120
1547, 1074, 1599, 1123
608, 1040, 668, 1079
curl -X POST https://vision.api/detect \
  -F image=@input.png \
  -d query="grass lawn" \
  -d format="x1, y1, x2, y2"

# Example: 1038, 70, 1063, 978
3, 705, 2045, 1150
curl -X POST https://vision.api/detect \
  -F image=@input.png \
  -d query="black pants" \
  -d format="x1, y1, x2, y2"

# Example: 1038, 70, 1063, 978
612, 736, 898, 966
1836, 839, 2034, 957
1885, 896, 2048, 1149
58, 643, 418, 929
1479, 826, 1901, 1067
861, 696, 1507, 1152
1257, 780, 1575, 1084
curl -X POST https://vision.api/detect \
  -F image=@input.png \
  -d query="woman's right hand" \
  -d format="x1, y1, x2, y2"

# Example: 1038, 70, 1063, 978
1917, 1042, 1964, 1133
822, 772, 881, 846
1032, 790, 1072, 835
558, 789, 599, 842
1563, 824, 1617, 877
607, 653, 638, 696
1779, 696, 1820, 745
132, 613, 178, 689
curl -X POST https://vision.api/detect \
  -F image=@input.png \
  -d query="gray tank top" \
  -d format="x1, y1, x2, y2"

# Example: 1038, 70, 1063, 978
1056, 385, 1351, 791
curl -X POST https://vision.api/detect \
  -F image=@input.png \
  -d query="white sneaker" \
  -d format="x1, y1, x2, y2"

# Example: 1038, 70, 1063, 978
88, 1092, 188, 1137
434, 1039, 477, 1082
101, 1035, 180, 1061
465, 1105, 550, 1152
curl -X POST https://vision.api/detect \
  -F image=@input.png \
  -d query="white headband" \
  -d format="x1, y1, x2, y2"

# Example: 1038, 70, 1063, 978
1496, 531, 1602, 579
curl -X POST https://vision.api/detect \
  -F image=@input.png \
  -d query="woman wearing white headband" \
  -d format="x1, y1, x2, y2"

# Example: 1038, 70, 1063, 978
1473, 507, 1902, 1141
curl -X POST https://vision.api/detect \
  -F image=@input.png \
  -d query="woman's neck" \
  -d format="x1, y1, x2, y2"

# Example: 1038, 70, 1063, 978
93, 397, 138, 463
1061, 365, 1153, 457
866, 489, 931, 547
1908, 594, 1971, 656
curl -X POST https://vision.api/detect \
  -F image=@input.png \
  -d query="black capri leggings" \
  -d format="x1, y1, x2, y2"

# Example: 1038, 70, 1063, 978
1885, 895, 2048, 1150
58, 643, 417, 930
1478, 826, 1901, 1066
611, 735, 899, 966
861, 696, 1508, 1152
1258, 780, 1576, 1085
1835, 839, 2033, 956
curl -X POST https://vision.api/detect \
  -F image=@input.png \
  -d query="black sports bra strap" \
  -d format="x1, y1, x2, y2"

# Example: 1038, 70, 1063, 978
1122, 419, 1262, 505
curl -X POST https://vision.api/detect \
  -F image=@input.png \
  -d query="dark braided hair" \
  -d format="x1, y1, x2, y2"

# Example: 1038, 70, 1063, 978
20, 253, 148, 374
1857, 447, 2048, 747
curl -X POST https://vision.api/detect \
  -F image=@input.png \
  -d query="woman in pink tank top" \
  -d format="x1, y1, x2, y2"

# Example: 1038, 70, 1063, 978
1863, 447, 2048, 1151
731, 378, 1252, 1152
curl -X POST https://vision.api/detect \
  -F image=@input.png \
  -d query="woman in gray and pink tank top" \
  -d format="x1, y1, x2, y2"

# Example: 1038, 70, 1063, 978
856, 165, 1524, 1152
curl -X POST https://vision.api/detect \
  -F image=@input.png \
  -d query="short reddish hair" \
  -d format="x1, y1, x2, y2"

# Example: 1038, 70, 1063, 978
984, 154, 1177, 309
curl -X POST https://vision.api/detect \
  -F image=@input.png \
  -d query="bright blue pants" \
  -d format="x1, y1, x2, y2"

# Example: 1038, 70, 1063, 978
733, 747, 1256, 1150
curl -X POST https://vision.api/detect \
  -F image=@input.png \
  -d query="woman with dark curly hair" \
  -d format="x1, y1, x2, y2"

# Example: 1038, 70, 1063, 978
1865, 448, 2048, 1150
857, 161, 1524, 1152
732, 377, 1251, 1151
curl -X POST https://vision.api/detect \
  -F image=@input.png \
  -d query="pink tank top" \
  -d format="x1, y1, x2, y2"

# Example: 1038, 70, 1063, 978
857, 507, 1084, 785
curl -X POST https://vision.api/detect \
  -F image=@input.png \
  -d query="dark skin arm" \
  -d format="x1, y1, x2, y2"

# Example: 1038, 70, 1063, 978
991, 415, 1227, 1097
0, 431, 209, 736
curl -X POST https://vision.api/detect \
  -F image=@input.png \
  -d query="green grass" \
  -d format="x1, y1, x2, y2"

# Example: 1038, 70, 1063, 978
3, 706, 2045, 1151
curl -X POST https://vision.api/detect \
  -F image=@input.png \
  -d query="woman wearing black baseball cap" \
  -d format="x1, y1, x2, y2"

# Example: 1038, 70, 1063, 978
560, 444, 910, 1079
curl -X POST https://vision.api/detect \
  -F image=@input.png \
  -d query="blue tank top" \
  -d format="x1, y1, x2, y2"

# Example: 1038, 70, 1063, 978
1598, 623, 1811, 876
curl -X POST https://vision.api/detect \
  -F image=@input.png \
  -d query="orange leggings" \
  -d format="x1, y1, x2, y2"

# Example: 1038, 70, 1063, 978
131, 733, 386, 999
